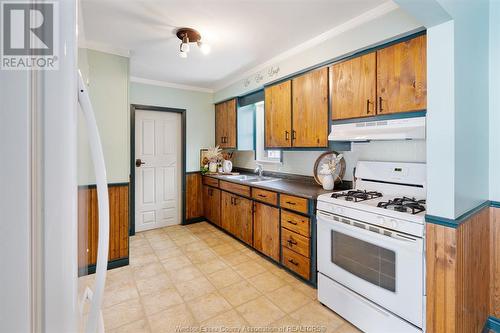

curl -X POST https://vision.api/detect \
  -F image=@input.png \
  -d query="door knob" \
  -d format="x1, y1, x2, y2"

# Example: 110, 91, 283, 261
135, 159, 145, 167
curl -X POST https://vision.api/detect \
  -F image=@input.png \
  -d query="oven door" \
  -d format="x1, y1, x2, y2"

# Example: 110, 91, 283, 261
317, 210, 423, 328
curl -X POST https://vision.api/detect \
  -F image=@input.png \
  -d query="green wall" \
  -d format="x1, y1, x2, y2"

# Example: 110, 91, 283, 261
129, 82, 214, 172
78, 49, 130, 185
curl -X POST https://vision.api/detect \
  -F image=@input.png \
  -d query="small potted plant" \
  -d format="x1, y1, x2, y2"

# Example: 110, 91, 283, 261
319, 154, 343, 190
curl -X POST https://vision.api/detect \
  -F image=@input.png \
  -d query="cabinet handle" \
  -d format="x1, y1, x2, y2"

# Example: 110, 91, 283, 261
366, 99, 373, 114
285, 130, 289, 141
379, 97, 384, 113
288, 238, 298, 246
285, 201, 296, 205
230, 197, 234, 205
258, 194, 267, 198
292, 130, 296, 140
287, 220, 298, 225
288, 258, 299, 266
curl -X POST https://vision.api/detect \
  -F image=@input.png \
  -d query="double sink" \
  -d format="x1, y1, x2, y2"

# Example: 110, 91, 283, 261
222, 174, 280, 184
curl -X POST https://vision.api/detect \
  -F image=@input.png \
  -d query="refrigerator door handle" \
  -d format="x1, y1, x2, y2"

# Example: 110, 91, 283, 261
78, 70, 109, 333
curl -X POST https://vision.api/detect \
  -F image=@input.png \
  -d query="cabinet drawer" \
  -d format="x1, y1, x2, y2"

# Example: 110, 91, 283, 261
282, 247, 310, 280
280, 194, 308, 214
281, 228, 310, 258
220, 181, 251, 197
252, 188, 278, 206
281, 210, 310, 237
203, 176, 219, 188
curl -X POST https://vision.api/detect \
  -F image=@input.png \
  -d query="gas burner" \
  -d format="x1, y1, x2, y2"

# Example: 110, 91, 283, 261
331, 190, 383, 203
377, 197, 426, 215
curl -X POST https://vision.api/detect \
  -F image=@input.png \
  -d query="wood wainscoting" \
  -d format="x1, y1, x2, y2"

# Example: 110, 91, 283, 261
185, 172, 204, 222
491, 207, 500, 317
78, 183, 129, 275
426, 208, 491, 332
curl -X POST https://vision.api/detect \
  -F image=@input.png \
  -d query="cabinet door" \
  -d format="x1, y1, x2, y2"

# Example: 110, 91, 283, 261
331, 53, 376, 120
220, 191, 233, 233
253, 202, 280, 261
233, 195, 253, 245
210, 188, 221, 226
203, 186, 220, 226
377, 34, 427, 114
265, 81, 292, 148
225, 99, 237, 149
292, 68, 329, 147
203, 186, 212, 222
215, 102, 226, 147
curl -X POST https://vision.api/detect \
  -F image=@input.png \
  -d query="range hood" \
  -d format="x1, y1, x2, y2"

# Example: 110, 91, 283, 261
328, 116, 426, 142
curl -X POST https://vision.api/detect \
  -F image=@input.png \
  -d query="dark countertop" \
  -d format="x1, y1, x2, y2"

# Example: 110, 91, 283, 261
205, 173, 352, 199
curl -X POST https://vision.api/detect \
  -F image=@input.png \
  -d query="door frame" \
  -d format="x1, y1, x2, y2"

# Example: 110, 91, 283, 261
130, 104, 187, 236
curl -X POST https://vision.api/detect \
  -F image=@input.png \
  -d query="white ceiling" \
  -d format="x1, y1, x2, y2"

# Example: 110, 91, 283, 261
80, 0, 388, 90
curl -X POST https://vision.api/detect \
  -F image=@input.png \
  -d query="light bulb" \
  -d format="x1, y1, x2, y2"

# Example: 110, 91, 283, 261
198, 42, 211, 55
180, 42, 190, 53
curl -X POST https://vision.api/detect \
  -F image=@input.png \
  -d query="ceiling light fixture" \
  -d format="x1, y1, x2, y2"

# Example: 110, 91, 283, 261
176, 27, 210, 58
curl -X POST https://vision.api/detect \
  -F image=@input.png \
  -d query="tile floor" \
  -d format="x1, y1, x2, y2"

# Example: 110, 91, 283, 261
79, 221, 360, 333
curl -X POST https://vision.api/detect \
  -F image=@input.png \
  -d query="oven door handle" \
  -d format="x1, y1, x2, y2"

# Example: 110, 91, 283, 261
317, 211, 422, 250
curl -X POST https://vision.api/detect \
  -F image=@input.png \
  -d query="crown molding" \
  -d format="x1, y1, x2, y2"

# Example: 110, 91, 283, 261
130, 76, 214, 93
213, 0, 399, 92
79, 40, 130, 58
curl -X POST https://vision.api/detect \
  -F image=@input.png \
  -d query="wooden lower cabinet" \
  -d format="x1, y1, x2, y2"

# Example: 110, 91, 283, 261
253, 202, 280, 261
282, 247, 310, 280
221, 191, 253, 245
203, 186, 220, 226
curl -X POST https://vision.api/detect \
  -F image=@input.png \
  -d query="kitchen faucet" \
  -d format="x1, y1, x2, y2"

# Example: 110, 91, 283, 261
255, 163, 264, 177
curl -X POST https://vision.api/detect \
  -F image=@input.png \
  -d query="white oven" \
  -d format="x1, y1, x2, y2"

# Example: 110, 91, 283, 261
317, 210, 424, 329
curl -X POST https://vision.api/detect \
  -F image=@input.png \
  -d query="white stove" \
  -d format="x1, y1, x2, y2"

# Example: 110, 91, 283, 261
317, 161, 426, 333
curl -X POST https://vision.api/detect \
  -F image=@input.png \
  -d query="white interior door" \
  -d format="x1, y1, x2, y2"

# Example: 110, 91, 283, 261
135, 110, 181, 232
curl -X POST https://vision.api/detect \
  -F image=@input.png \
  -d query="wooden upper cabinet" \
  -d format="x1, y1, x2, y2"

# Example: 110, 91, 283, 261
331, 52, 377, 120
225, 99, 237, 148
264, 80, 292, 148
292, 68, 329, 147
215, 98, 237, 149
215, 102, 226, 147
377, 34, 427, 114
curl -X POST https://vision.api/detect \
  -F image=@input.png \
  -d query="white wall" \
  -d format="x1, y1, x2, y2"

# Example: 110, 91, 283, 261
396, 0, 490, 218
217, 6, 426, 178
215, 7, 422, 102
426, 21, 456, 218
490, 0, 500, 202
447, 0, 490, 217
233, 141, 426, 179
129, 81, 215, 172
